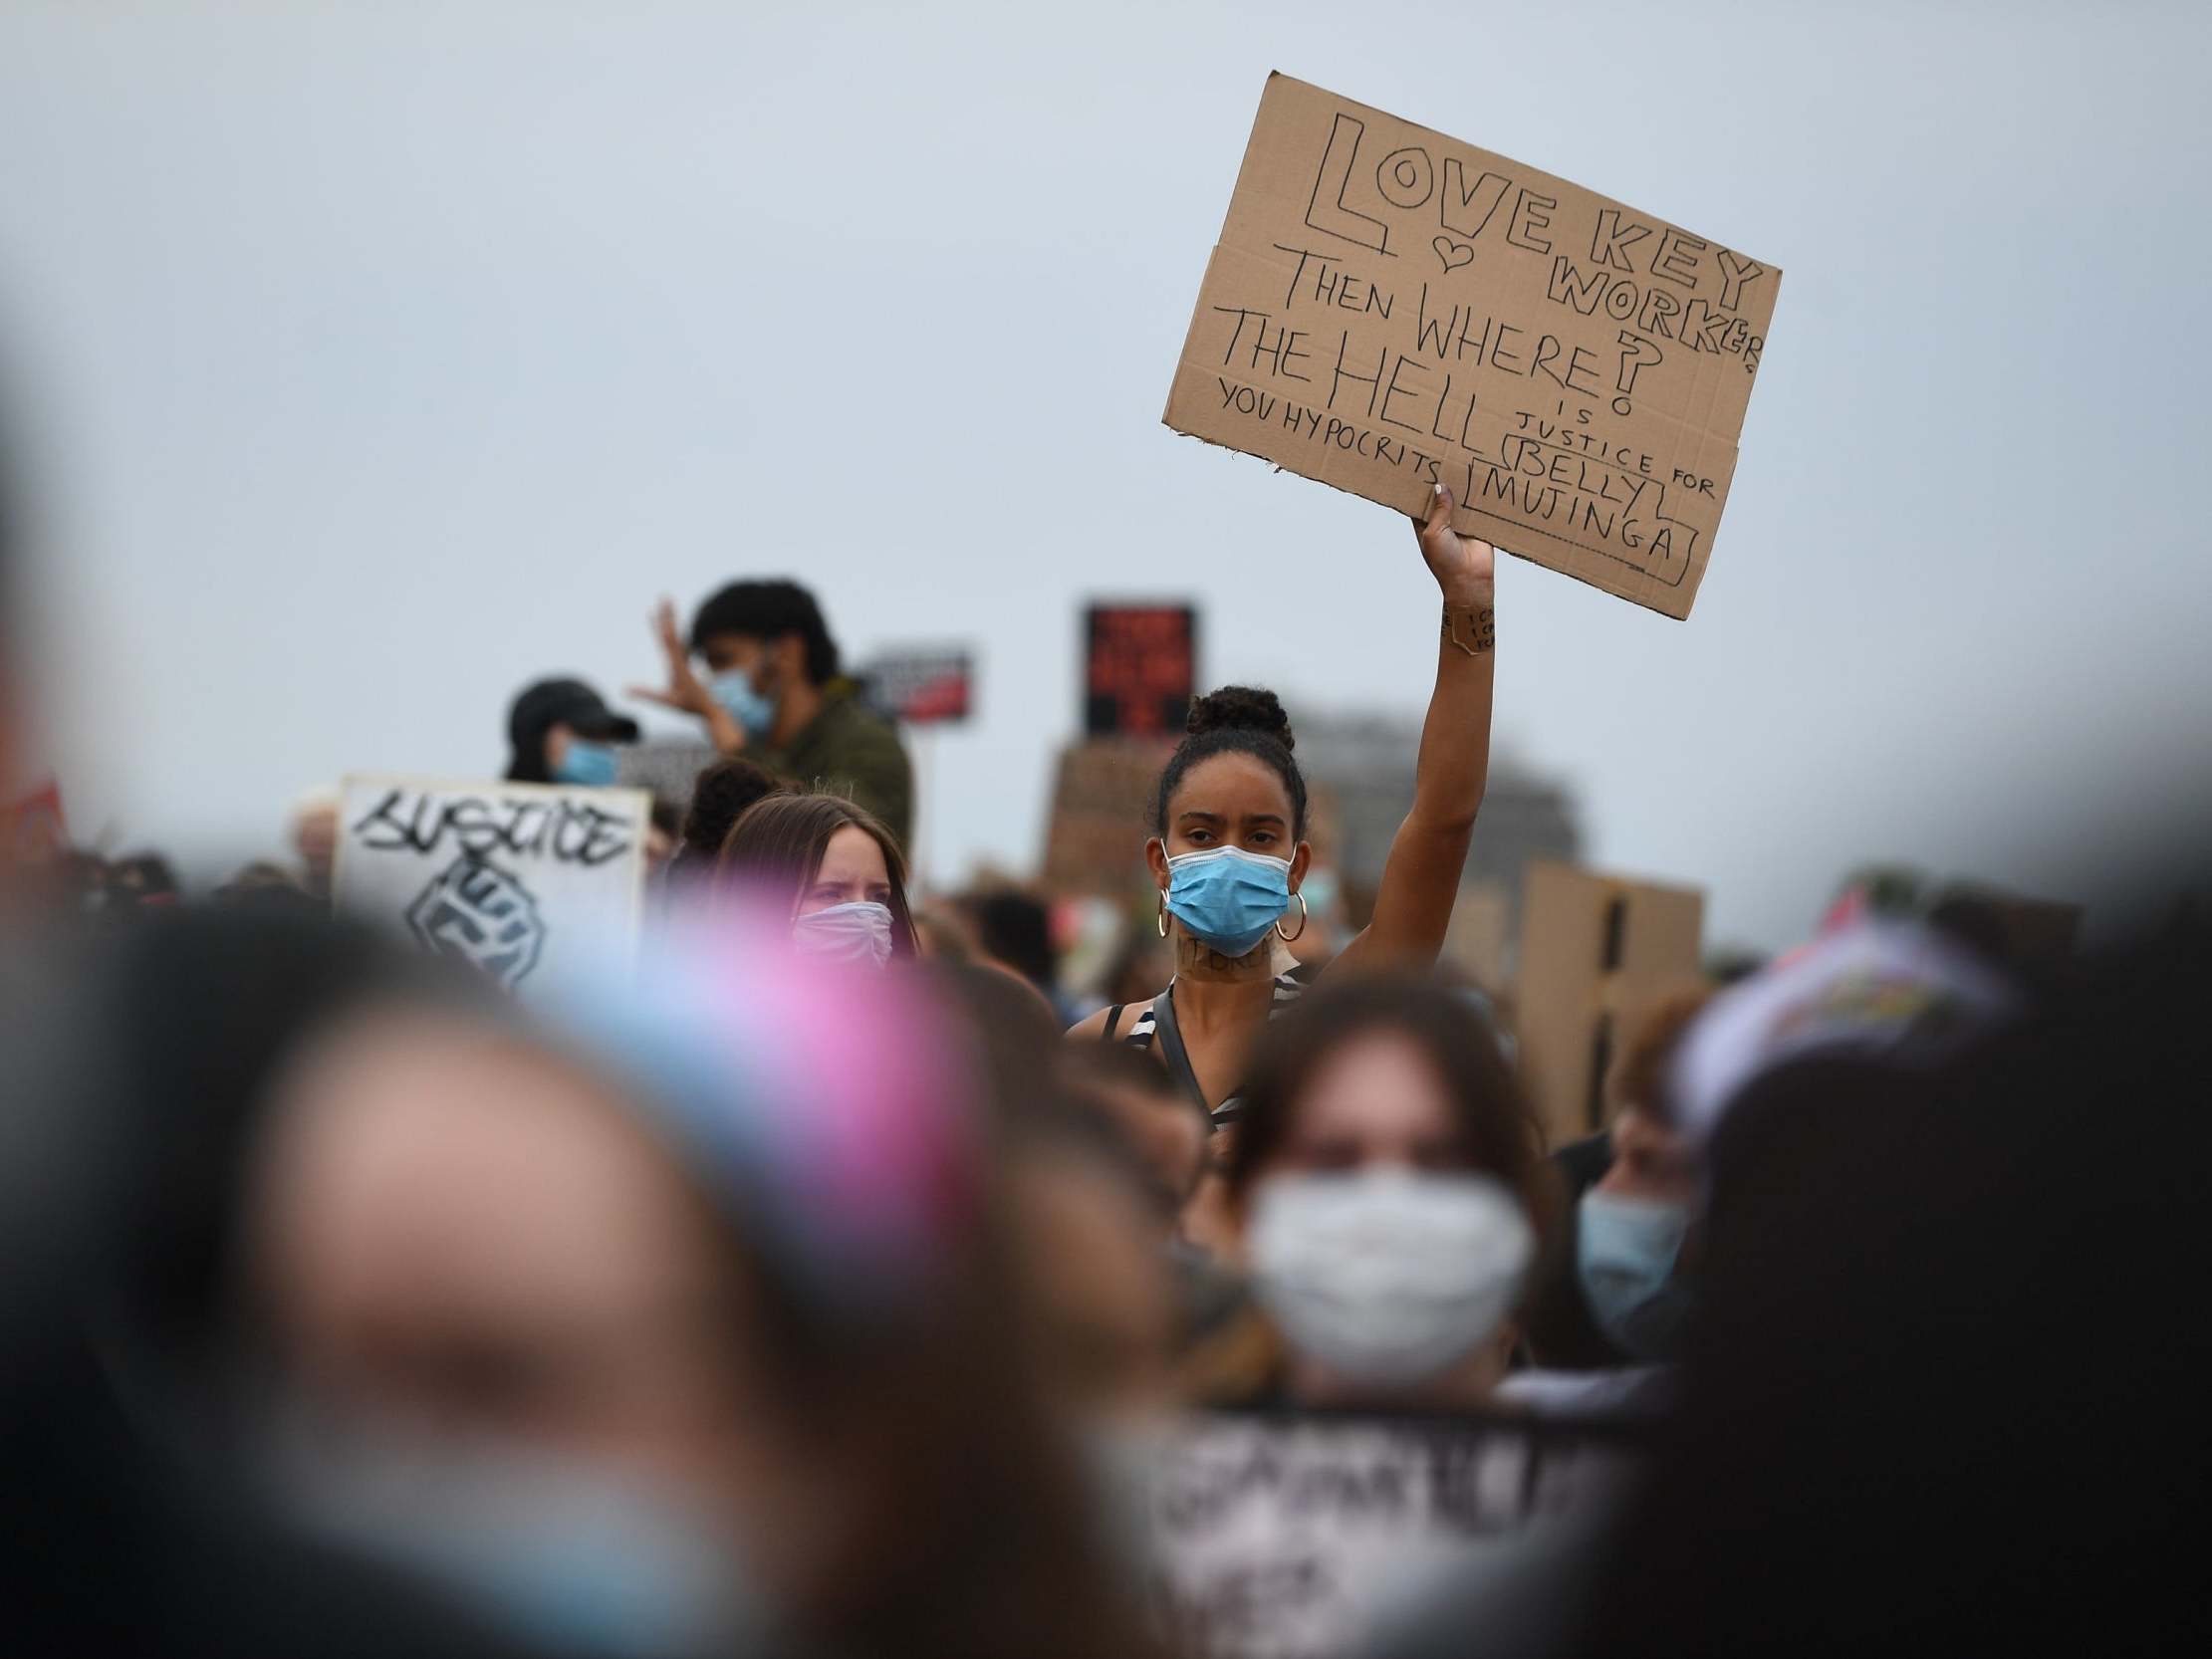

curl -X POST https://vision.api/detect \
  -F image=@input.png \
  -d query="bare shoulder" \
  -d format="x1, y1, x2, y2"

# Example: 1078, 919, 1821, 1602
1067, 1005, 1115, 1041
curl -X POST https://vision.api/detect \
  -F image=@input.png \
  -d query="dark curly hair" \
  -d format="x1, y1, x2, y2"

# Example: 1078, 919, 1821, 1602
688, 579, 841, 685
672, 756, 787, 879
1148, 685, 1309, 840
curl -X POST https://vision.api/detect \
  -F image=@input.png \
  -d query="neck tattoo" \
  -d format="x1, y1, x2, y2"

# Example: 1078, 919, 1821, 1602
1175, 929, 1275, 984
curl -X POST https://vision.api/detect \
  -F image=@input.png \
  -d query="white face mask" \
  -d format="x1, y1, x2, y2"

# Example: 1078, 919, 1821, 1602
1248, 1169, 1534, 1387
791, 899, 896, 968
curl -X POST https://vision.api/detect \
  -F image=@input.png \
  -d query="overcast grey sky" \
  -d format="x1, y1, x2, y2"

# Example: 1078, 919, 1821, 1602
3, 0, 2206, 950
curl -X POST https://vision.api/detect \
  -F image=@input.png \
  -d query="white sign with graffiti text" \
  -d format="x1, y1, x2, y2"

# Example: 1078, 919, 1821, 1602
1145, 1413, 1641, 1659
335, 775, 649, 994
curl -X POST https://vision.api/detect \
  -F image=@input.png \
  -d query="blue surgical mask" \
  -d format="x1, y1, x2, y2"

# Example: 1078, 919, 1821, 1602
792, 899, 896, 968
1165, 846, 1293, 958
709, 669, 777, 741
265, 1421, 759, 1657
1577, 1189, 1695, 1361
553, 739, 619, 788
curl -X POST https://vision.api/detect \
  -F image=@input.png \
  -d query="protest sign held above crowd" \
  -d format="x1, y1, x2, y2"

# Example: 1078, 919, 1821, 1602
1166, 74, 1782, 617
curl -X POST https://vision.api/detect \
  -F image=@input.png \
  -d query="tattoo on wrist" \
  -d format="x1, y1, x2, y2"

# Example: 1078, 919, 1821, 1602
1441, 600, 1495, 656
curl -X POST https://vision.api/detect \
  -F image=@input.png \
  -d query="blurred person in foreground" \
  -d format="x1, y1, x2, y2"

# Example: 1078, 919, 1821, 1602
1060, 1041, 1248, 1358
1373, 917, 2103, 1658
238, 917, 1153, 1659
1000, 1100, 1183, 1423
1185, 975, 1553, 1410
4, 374, 549, 1651
1516, 993, 1711, 1406
932, 965, 1227, 1394
1071, 486, 1498, 1132
716, 791, 917, 966
1061, 1041, 1211, 1234
504, 676, 641, 788
632, 580, 912, 851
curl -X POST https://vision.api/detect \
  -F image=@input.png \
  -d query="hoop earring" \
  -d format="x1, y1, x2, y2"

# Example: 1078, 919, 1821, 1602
1276, 891, 1309, 942
1156, 890, 1169, 938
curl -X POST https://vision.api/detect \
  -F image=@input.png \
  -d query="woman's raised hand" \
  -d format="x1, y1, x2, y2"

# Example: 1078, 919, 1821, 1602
1413, 485, 1496, 607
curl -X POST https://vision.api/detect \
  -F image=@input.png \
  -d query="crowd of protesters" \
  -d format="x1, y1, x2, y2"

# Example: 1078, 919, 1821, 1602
5, 448, 2208, 1659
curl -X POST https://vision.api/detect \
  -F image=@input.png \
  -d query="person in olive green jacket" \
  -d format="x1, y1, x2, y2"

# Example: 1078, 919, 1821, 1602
631, 579, 913, 853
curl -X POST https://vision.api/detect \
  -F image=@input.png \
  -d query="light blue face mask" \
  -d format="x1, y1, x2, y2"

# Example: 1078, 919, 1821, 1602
265, 1420, 762, 1658
1165, 845, 1293, 958
708, 669, 777, 741
553, 739, 619, 788
1577, 1189, 1695, 1361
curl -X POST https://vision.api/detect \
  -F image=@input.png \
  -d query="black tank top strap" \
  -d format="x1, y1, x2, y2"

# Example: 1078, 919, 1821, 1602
1147, 986, 1215, 1118
1102, 975, 1301, 1111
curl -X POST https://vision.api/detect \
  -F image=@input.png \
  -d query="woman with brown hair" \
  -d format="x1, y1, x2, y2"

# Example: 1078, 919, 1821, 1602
244, 925, 1156, 1659
1191, 973, 1555, 1409
718, 791, 918, 965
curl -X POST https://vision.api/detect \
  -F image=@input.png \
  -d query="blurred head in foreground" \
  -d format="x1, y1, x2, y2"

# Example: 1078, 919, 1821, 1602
923, 963, 1180, 1421
1558, 915, 2212, 1655
999, 1101, 1181, 1422
717, 791, 915, 967
1061, 1041, 1210, 1235
1208, 975, 1553, 1407
237, 920, 1143, 1658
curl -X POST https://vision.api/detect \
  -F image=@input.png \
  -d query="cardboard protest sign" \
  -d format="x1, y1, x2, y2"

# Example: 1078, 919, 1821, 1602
1440, 879, 1511, 989
859, 646, 976, 725
1165, 75, 1781, 618
335, 776, 650, 993
1086, 604, 1198, 738
1514, 860, 1705, 1144
1144, 1412, 1638, 1659
1040, 738, 1174, 894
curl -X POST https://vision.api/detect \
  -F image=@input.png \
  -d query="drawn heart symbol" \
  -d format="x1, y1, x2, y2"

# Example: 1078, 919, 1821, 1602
1432, 235, 1476, 274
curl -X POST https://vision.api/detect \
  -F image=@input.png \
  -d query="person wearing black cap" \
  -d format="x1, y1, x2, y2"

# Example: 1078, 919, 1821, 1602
630, 581, 912, 852
504, 677, 639, 787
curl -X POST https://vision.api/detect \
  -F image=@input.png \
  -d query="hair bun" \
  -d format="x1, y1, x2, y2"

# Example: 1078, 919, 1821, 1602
1185, 685, 1294, 751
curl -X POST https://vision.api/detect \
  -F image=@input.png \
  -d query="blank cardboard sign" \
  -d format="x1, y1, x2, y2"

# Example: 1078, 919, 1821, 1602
1164, 75, 1782, 618
1514, 860, 1705, 1147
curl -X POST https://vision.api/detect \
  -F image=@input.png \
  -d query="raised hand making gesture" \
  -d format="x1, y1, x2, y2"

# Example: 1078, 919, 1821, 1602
627, 598, 746, 755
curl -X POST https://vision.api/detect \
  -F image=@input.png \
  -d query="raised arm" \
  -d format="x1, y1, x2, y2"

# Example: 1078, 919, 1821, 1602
627, 598, 748, 756
1332, 485, 1496, 974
